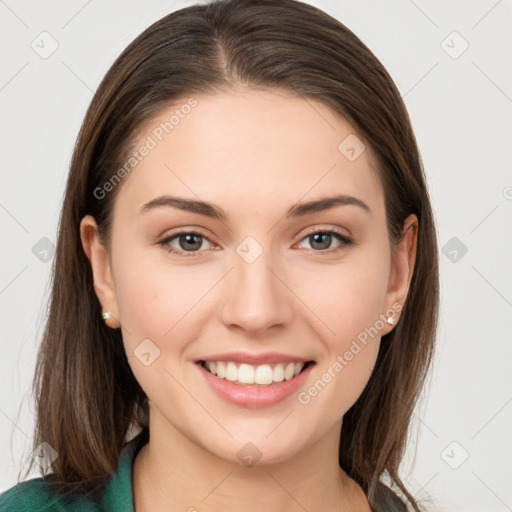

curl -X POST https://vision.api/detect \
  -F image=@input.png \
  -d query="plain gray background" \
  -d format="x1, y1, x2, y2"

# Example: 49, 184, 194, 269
1, 1, 511, 510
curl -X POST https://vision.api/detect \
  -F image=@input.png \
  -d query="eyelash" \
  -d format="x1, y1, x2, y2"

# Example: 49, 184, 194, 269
156, 228, 354, 257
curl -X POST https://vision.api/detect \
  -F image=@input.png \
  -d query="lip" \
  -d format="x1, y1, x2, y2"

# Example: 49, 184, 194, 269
196, 359, 315, 408
196, 351, 311, 366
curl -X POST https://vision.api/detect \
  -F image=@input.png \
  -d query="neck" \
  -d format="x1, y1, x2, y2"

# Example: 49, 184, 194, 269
132, 408, 370, 512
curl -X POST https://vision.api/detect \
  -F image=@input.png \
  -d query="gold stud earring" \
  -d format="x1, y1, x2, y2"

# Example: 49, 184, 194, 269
102, 309, 121, 329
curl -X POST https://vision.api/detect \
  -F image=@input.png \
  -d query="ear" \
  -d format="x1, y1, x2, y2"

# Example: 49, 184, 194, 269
382, 214, 418, 334
80, 215, 121, 329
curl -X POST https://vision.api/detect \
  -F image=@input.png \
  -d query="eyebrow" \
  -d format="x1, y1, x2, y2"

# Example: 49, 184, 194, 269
139, 194, 370, 220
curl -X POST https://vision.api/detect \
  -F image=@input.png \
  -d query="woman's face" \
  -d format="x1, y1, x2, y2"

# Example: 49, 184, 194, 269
83, 87, 414, 465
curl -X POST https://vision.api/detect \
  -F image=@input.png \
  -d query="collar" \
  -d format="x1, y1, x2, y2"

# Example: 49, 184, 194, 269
99, 429, 147, 511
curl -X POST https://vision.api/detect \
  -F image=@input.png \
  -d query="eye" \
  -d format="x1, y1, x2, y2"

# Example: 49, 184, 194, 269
296, 228, 353, 253
157, 231, 215, 256
156, 227, 353, 257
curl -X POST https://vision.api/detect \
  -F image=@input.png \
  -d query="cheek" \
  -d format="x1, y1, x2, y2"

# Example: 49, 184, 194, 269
111, 251, 211, 403
291, 250, 390, 414
295, 249, 391, 345
110, 245, 225, 377
109, 240, 185, 348
113, 264, 177, 338
114, 265, 209, 340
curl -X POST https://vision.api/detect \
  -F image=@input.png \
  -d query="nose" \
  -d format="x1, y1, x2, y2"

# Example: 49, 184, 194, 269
220, 247, 294, 336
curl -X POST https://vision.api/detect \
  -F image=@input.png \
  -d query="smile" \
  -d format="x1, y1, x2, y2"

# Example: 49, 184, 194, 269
196, 354, 315, 408
201, 360, 310, 386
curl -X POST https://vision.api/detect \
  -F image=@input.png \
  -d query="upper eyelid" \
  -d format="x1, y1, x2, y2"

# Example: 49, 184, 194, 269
296, 228, 353, 249
162, 230, 216, 248
160, 225, 350, 242
300, 225, 351, 239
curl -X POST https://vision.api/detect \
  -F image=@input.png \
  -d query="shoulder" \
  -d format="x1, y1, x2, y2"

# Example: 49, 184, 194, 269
0, 478, 50, 509
373, 482, 409, 512
0, 430, 147, 512
0, 477, 98, 511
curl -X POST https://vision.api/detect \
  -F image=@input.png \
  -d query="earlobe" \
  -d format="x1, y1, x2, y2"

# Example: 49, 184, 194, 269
79, 215, 121, 329
382, 214, 418, 334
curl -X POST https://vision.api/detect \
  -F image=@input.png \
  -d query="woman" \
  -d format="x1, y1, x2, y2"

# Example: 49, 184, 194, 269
0, 0, 438, 510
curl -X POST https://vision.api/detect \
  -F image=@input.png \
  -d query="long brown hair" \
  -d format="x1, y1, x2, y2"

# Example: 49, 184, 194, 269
19, 0, 438, 508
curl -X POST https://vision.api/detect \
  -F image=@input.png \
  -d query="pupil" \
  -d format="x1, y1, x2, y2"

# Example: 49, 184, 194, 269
180, 234, 202, 251
311, 233, 331, 250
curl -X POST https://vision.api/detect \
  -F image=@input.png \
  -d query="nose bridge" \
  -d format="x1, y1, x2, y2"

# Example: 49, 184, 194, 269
220, 236, 292, 333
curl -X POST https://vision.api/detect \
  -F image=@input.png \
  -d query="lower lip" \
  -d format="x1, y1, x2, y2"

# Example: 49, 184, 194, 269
197, 362, 314, 408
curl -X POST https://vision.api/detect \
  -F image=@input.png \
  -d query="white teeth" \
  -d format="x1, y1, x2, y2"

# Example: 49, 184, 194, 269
203, 360, 307, 385
238, 364, 255, 384
225, 362, 238, 381
216, 361, 226, 378
284, 362, 295, 381
273, 364, 284, 382
254, 364, 273, 385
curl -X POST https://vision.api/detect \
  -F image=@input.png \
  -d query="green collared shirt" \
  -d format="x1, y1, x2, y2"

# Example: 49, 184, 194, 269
0, 435, 144, 512
0, 433, 407, 511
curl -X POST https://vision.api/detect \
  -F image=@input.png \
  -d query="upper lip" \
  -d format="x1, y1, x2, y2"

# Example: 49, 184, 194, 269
197, 352, 314, 365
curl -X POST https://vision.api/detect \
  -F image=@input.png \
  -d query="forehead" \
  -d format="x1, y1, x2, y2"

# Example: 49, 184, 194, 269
113, 88, 384, 220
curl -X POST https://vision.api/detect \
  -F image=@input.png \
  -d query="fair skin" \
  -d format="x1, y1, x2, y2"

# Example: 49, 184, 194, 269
80, 87, 417, 511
